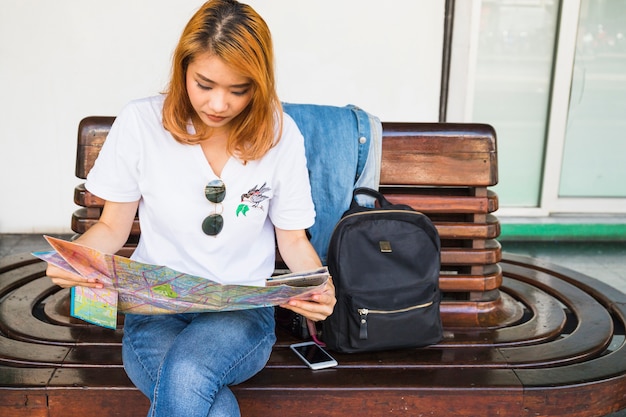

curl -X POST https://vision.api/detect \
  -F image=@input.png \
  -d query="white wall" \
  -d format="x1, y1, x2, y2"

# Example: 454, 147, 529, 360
0, 0, 444, 233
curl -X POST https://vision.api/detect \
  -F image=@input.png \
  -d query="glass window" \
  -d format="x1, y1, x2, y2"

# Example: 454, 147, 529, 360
472, 0, 560, 207
559, 0, 626, 198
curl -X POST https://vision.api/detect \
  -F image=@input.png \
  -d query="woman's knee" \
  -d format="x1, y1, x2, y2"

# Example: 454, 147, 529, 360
122, 314, 190, 396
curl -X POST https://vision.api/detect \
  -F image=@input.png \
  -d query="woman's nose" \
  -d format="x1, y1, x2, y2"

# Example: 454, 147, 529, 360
208, 91, 228, 113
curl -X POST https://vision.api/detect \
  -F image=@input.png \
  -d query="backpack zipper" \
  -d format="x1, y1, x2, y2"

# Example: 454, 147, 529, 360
357, 301, 434, 340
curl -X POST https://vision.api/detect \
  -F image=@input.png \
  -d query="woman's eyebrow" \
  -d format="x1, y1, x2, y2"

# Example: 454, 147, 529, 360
195, 73, 251, 88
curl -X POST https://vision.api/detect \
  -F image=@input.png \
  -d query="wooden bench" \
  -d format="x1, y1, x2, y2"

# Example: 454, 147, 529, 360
1, 117, 626, 416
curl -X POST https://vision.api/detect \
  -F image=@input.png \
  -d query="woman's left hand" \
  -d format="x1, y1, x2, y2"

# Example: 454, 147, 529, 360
280, 278, 336, 322
275, 228, 336, 321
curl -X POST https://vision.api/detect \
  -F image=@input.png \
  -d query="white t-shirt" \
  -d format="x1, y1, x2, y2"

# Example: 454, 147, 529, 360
86, 95, 315, 286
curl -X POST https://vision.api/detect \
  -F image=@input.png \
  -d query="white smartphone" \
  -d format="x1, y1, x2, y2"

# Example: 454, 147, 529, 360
290, 341, 338, 370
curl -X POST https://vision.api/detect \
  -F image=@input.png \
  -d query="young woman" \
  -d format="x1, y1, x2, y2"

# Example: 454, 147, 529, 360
45, 1, 336, 415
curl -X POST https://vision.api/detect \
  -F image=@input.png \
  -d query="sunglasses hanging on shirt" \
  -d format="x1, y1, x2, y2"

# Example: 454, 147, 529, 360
202, 179, 226, 236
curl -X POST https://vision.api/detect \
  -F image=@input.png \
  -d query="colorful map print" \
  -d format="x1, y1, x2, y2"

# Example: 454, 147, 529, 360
34, 236, 328, 329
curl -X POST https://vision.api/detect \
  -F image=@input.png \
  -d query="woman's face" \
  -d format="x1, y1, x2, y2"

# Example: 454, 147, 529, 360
186, 53, 254, 135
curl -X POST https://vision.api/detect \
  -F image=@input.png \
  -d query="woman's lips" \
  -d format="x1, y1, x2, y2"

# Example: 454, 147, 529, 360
205, 114, 226, 123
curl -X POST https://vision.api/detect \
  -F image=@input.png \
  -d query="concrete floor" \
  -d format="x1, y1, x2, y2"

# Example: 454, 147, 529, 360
2, 234, 626, 416
0, 233, 74, 258
501, 240, 626, 293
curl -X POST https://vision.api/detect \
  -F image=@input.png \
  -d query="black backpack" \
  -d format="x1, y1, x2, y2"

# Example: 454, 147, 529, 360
322, 187, 443, 353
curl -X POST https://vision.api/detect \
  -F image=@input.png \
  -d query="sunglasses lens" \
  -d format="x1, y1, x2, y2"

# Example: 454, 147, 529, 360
203, 179, 226, 236
202, 213, 224, 236
205, 179, 226, 203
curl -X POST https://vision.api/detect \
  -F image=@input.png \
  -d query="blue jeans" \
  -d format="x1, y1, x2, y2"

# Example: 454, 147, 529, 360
122, 307, 276, 417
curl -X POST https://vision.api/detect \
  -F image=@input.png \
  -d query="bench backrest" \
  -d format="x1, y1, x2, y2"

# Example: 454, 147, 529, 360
72, 116, 505, 328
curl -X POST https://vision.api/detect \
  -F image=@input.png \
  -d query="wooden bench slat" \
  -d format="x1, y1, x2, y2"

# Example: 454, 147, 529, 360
0, 280, 120, 347
379, 124, 496, 186
0, 262, 46, 295
436, 215, 500, 239
441, 240, 501, 265
0, 334, 70, 367
73, 183, 104, 207
439, 268, 502, 292
75, 116, 115, 179
75, 184, 500, 214
71, 205, 499, 240
385, 189, 499, 214
233, 383, 524, 417
71, 208, 141, 235
442, 277, 565, 346
41, 289, 84, 326
498, 263, 614, 366
381, 155, 496, 186
381, 122, 497, 151
440, 291, 524, 327
76, 119, 498, 186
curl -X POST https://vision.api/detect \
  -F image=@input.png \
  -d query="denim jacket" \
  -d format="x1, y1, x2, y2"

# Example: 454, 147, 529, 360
283, 103, 382, 264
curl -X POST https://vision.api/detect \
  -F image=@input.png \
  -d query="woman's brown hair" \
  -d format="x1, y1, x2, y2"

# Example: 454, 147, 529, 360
162, 0, 281, 161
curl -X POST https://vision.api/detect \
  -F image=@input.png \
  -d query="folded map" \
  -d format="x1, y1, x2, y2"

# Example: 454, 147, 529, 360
34, 236, 328, 329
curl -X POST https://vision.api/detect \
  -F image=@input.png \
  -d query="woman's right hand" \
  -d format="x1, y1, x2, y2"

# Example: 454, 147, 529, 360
45, 199, 139, 289
46, 264, 103, 289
